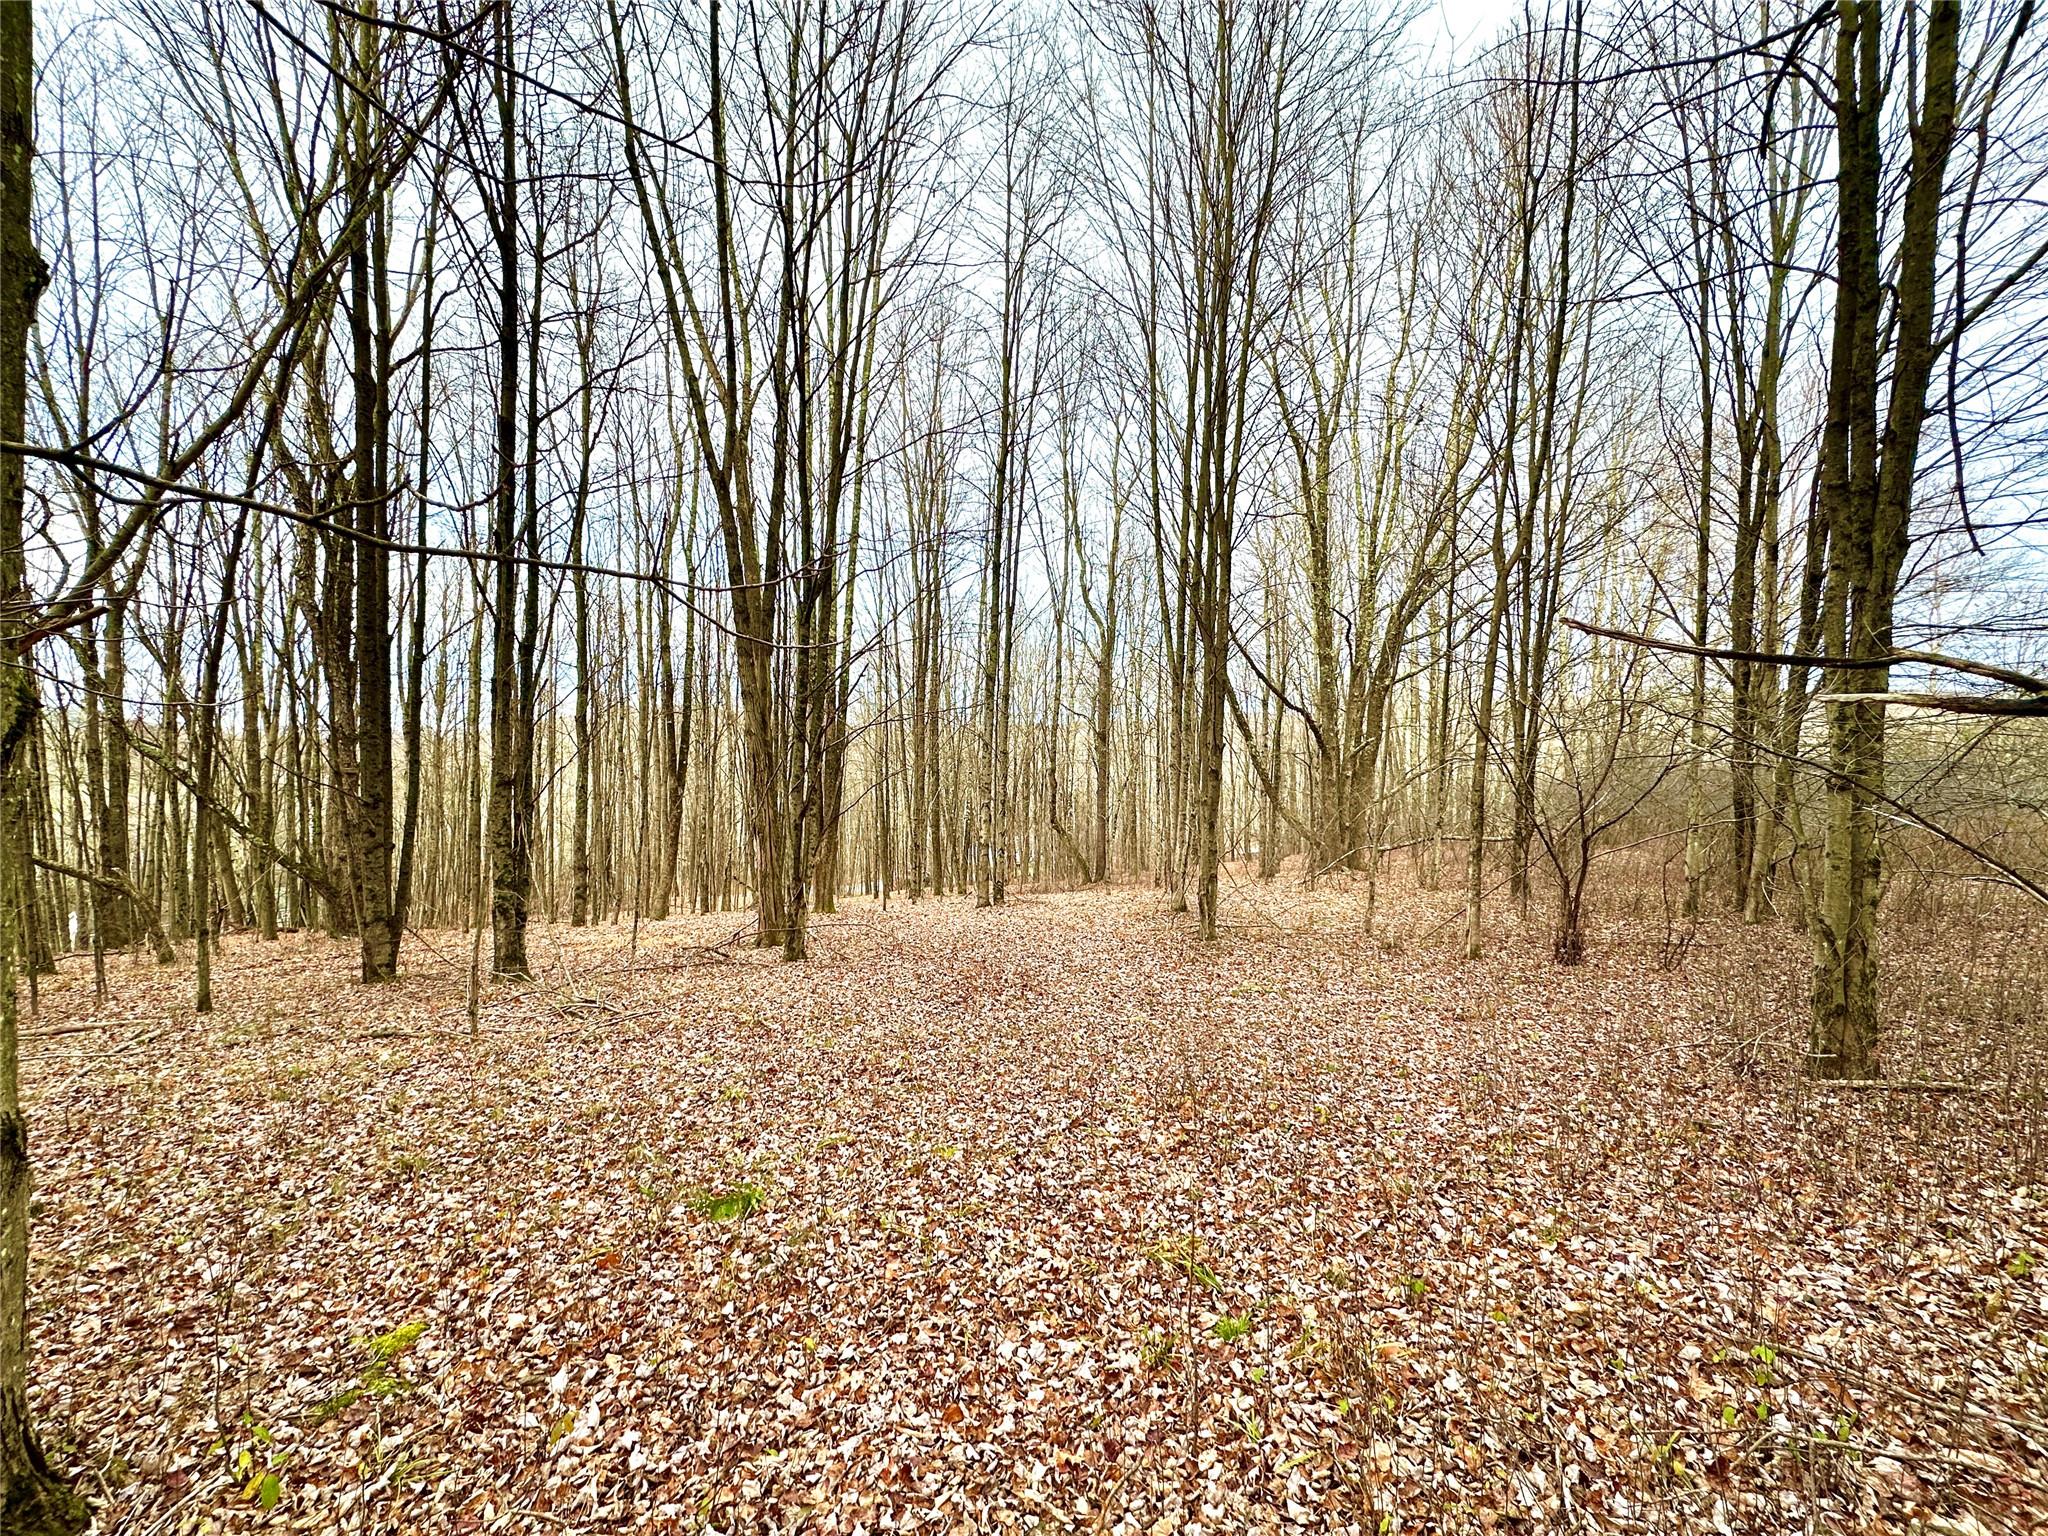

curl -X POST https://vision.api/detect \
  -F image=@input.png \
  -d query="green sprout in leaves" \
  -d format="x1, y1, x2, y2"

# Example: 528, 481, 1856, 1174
689, 1181, 768, 1223
313, 1320, 428, 1424
230, 1411, 288, 1510
1144, 1234, 1221, 1290
1138, 1326, 1178, 1370
1749, 1343, 1777, 1386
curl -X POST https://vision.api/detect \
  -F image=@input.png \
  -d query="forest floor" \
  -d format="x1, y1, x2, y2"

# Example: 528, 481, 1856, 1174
17, 873, 2048, 1535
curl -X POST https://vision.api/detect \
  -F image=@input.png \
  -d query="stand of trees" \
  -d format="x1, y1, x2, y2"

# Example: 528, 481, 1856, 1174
2, 0, 2047, 1523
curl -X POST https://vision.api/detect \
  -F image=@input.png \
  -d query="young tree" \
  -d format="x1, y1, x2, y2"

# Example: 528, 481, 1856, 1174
1099, 0, 1374, 939
612, 0, 955, 957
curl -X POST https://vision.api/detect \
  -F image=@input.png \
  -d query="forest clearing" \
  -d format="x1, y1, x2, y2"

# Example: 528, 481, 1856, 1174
19, 874, 2046, 1534
4, 0, 2048, 1528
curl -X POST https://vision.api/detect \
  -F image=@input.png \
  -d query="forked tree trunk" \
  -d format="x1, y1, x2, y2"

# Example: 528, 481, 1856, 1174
1809, 0, 1957, 1079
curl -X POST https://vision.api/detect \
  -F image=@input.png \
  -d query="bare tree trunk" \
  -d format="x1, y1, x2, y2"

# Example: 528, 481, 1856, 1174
0, 4, 87, 1520
485, 2, 528, 976
1809, 0, 1958, 1079
193, 512, 250, 1013
346, 29, 398, 981
393, 196, 439, 942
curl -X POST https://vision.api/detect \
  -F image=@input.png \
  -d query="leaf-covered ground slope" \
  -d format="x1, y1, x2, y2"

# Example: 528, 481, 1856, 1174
21, 882, 2047, 1533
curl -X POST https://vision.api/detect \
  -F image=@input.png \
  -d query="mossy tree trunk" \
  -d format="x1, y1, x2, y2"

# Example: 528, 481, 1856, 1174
1808, 0, 1959, 1079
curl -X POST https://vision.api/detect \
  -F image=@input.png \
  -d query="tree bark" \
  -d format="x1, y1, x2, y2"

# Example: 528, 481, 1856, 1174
0, 1, 88, 1520
1809, 0, 1959, 1079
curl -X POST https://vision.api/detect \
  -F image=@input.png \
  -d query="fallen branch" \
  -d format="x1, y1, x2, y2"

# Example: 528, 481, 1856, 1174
1816, 689, 2048, 717
23, 1017, 158, 1040
1813, 1078, 1981, 1094
31, 852, 179, 962
1564, 617, 2048, 696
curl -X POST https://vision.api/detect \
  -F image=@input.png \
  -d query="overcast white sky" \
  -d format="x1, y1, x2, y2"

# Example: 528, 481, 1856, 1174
1415, 0, 1529, 60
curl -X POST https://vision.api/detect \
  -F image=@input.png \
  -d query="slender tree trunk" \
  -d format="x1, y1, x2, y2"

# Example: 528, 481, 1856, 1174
193, 513, 250, 1013
394, 201, 437, 941
486, 3, 528, 976
347, 49, 398, 981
